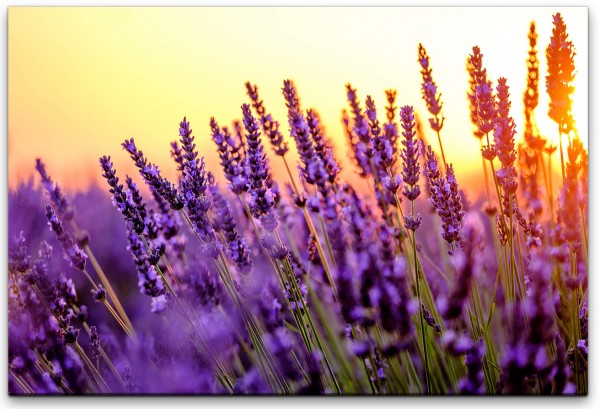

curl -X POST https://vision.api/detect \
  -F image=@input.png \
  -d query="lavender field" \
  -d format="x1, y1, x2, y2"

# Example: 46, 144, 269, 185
7, 12, 587, 395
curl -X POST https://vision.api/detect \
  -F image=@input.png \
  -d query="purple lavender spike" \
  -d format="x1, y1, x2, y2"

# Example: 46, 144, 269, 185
210, 117, 248, 195
242, 103, 280, 232
400, 106, 421, 202
246, 82, 289, 156
122, 138, 184, 210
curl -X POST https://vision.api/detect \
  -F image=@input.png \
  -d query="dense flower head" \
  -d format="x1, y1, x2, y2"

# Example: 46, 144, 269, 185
45, 205, 88, 271
467, 48, 485, 139
458, 341, 485, 394
170, 140, 185, 173
35, 159, 75, 221
288, 107, 327, 189
246, 82, 289, 156
210, 186, 253, 274
492, 77, 520, 223
99, 155, 146, 234
518, 145, 543, 218
210, 117, 248, 194
436, 218, 480, 321
493, 78, 518, 170
418, 43, 444, 131
306, 109, 341, 186
125, 177, 151, 235
122, 138, 184, 210
242, 103, 280, 230
344, 84, 372, 177
468, 46, 497, 137
183, 162, 218, 245
345, 84, 369, 144
383, 89, 400, 163
179, 116, 197, 163
9, 232, 33, 274
89, 326, 100, 363
282, 79, 301, 115
475, 82, 496, 136
421, 304, 442, 332
126, 225, 166, 301
559, 135, 584, 244
524, 22, 540, 118
366, 96, 394, 174
399, 106, 421, 201
546, 13, 576, 133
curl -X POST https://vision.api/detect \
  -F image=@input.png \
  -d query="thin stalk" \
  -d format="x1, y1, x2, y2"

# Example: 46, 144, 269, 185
569, 249, 581, 394
280, 255, 340, 393
73, 342, 111, 393
480, 138, 493, 207
9, 370, 35, 394
411, 201, 430, 394
317, 213, 337, 268
82, 243, 135, 335
281, 155, 338, 300
558, 127, 566, 183
435, 128, 447, 169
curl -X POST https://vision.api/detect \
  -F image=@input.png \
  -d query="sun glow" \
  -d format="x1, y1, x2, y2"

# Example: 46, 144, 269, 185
8, 7, 587, 199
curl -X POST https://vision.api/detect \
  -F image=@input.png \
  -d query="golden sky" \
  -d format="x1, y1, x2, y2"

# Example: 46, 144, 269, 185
8, 7, 588, 196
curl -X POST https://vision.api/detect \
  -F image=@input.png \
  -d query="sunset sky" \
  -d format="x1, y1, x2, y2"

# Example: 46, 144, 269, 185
8, 7, 588, 197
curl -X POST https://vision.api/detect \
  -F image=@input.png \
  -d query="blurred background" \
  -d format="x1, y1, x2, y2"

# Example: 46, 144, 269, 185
8, 7, 588, 197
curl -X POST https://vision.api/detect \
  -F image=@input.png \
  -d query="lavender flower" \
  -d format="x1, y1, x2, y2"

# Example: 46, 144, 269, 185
553, 333, 575, 394
170, 140, 185, 173
345, 84, 372, 176
458, 341, 485, 394
210, 186, 253, 274
246, 82, 289, 156
306, 109, 341, 186
421, 304, 441, 332
418, 43, 444, 132
399, 106, 421, 202
366, 96, 394, 177
99, 156, 146, 234
35, 159, 74, 221
546, 13, 576, 133
559, 136, 584, 244
383, 89, 400, 166
242, 103, 280, 231
126, 226, 166, 303
438, 238, 479, 321
282, 82, 329, 194
423, 145, 464, 249
210, 118, 248, 194
172, 119, 221, 248
467, 50, 485, 140
122, 138, 184, 210
468, 46, 496, 138
518, 145, 543, 218
524, 22, 540, 124
184, 262, 221, 309
494, 78, 519, 206
45, 205, 87, 271
89, 326, 100, 364
8, 231, 33, 275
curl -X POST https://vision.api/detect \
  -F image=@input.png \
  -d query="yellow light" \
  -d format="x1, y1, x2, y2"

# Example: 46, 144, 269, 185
8, 7, 588, 197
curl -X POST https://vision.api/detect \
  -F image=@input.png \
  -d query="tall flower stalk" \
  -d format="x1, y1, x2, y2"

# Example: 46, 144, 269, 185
546, 13, 576, 183
399, 105, 430, 393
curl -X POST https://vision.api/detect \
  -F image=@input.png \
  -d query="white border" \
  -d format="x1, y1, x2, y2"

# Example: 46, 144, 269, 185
1, 1, 595, 409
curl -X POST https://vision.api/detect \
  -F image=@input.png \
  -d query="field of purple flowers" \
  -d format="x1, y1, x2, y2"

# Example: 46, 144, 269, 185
8, 13, 587, 395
